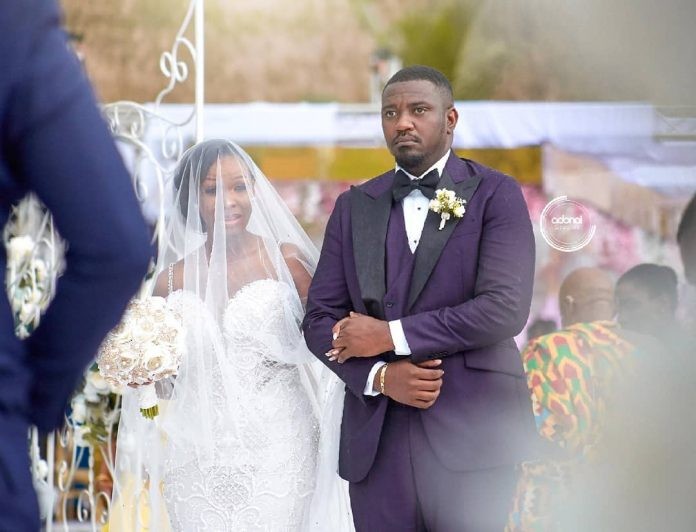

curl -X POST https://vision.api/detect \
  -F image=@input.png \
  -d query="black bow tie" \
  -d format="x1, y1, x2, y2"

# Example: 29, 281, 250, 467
392, 169, 440, 202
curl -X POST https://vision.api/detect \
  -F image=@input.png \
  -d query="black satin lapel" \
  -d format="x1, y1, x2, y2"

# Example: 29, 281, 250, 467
350, 186, 391, 320
407, 171, 483, 310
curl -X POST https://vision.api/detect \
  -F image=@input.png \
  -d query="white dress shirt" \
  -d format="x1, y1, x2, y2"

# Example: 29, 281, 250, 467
363, 150, 451, 395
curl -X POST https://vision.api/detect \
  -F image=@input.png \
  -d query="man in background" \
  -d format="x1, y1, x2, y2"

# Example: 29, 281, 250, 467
509, 267, 634, 530
615, 263, 684, 348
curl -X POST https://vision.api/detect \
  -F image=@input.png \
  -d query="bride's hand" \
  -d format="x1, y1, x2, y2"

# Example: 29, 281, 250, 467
326, 312, 395, 363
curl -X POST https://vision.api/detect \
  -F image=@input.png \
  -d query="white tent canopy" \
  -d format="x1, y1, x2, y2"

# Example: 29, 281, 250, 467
147, 101, 696, 196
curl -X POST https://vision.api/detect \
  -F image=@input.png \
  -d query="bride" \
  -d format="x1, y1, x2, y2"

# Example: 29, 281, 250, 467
110, 140, 351, 531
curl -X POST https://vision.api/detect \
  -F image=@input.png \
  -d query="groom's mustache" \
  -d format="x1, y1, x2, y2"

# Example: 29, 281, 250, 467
391, 133, 420, 147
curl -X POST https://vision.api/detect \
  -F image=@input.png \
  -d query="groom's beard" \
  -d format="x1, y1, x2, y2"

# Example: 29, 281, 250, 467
395, 152, 426, 174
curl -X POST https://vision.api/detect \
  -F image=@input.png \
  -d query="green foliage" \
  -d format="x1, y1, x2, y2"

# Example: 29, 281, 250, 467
392, 0, 476, 85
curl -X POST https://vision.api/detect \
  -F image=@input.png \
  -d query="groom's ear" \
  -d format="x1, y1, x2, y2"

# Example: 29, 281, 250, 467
446, 106, 458, 134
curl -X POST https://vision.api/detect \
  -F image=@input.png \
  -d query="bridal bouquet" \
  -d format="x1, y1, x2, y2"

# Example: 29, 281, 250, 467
97, 296, 184, 419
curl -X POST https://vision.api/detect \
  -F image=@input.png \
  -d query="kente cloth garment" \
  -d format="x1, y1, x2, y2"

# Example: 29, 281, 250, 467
506, 321, 635, 532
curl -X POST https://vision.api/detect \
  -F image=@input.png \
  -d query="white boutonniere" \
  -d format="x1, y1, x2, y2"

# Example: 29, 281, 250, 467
4, 195, 64, 339
429, 189, 467, 230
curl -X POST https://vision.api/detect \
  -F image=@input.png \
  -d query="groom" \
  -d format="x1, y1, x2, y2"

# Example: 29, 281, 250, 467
303, 65, 537, 531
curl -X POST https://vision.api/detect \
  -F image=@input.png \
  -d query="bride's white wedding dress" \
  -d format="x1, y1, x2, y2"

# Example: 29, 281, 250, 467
162, 279, 319, 531
112, 141, 352, 532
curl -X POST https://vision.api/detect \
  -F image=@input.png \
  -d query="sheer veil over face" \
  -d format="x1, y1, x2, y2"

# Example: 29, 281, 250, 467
161, 139, 318, 313
111, 140, 351, 531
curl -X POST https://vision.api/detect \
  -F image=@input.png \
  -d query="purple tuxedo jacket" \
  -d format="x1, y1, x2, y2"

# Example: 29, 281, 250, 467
303, 152, 537, 483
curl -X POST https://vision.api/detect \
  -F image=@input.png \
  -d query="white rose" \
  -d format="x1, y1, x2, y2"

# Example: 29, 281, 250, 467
35, 459, 49, 481
142, 344, 176, 378
8, 235, 35, 264
115, 349, 139, 374
109, 322, 134, 346
87, 371, 111, 395
83, 381, 100, 403
71, 397, 87, 423
18, 302, 36, 323
131, 318, 157, 344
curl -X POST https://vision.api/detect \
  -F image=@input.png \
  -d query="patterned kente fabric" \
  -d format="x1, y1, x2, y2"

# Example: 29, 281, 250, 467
506, 321, 636, 531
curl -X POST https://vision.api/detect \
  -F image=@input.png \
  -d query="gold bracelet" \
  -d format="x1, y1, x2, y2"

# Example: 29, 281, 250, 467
379, 363, 389, 396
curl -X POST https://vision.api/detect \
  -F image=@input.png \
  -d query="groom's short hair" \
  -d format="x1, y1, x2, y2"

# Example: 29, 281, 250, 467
383, 65, 454, 106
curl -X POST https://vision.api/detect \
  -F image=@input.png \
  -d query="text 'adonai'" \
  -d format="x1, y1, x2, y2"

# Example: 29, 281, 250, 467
551, 215, 583, 225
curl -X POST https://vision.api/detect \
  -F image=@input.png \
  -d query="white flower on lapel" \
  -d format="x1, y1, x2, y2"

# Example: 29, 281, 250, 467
428, 188, 467, 230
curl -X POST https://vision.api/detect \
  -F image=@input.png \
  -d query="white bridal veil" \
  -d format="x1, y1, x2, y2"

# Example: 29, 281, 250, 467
110, 140, 351, 531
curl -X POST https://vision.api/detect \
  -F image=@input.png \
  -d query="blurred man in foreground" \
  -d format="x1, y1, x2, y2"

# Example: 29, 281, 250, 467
1, 1, 150, 529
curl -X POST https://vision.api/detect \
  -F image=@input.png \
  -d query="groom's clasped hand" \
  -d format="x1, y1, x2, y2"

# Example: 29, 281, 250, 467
376, 359, 444, 409
328, 311, 393, 362
328, 312, 444, 409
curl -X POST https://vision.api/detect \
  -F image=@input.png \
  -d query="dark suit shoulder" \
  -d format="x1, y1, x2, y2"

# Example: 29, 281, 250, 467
461, 158, 511, 182
355, 169, 394, 194
457, 158, 523, 195
332, 188, 351, 209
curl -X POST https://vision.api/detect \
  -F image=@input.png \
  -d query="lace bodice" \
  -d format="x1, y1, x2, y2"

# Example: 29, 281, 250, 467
162, 279, 319, 531
223, 278, 308, 363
